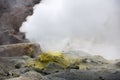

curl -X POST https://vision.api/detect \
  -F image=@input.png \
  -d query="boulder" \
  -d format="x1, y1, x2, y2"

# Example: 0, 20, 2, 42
0, 43, 41, 57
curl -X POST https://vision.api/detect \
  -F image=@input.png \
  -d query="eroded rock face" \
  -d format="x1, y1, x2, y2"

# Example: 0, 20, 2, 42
0, 0, 41, 45
0, 43, 41, 57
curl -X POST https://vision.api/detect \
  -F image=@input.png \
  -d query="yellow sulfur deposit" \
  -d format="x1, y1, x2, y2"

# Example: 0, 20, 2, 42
26, 51, 87, 70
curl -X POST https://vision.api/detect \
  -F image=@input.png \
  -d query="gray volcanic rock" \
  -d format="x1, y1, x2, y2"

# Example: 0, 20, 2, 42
0, 43, 41, 57
114, 60, 120, 68
7, 71, 49, 80
0, 0, 41, 45
116, 62, 120, 68
0, 54, 119, 80
47, 69, 120, 80
0, 57, 16, 80
0, 56, 34, 79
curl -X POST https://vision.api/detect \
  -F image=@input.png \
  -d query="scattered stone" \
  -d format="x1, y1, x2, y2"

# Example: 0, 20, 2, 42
15, 63, 23, 69
98, 76, 105, 80
8, 68, 31, 77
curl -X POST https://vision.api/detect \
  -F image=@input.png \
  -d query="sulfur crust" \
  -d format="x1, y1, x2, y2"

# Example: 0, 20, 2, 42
26, 51, 87, 70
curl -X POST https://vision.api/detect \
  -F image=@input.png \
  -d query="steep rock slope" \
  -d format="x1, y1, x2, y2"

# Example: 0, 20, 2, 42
0, 0, 41, 45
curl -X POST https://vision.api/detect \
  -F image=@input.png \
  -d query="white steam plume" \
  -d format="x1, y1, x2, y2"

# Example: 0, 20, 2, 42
20, 0, 120, 60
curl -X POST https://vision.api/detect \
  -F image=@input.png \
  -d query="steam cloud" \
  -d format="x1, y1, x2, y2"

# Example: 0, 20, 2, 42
20, 0, 120, 60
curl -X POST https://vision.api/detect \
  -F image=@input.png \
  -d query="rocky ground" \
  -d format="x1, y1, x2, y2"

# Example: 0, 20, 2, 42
0, 44, 119, 80
0, 55, 120, 80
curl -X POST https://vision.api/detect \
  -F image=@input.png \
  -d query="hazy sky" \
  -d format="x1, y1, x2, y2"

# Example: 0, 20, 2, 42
20, 0, 120, 59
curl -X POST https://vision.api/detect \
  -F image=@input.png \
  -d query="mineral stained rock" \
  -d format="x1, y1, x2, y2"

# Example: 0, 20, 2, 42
0, 52, 120, 80
0, 0, 41, 45
0, 43, 41, 57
